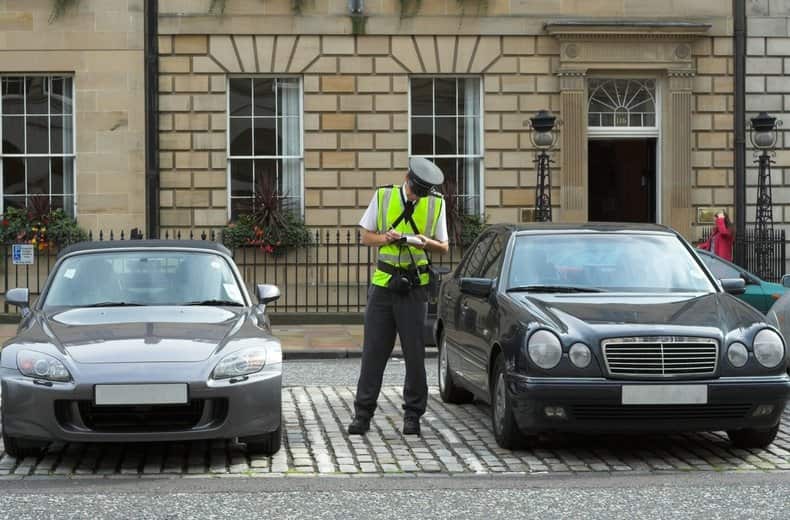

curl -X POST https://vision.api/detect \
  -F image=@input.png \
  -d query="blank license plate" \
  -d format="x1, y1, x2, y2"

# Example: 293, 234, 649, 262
95, 384, 188, 406
621, 384, 708, 405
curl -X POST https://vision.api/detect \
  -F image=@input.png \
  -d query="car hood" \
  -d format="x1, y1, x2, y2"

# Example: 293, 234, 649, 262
40, 306, 246, 363
512, 292, 764, 337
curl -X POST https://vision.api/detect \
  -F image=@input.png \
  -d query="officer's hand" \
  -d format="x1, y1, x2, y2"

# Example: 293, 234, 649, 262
384, 230, 402, 243
412, 235, 428, 249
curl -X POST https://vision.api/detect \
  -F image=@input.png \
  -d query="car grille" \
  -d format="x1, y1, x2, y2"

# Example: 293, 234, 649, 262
571, 404, 752, 421
602, 337, 718, 378
56, 399, 228, 433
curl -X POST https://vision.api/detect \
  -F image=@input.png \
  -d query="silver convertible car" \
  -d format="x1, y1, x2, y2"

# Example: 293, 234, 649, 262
0, 241, 283, 458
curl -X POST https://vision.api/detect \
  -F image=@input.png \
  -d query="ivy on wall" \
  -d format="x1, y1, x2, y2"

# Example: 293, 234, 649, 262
49, 0, 80, 23
209, 0, 307, 15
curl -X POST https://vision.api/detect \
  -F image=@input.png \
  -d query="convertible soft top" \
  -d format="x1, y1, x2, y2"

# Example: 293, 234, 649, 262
57, 240, 232, 258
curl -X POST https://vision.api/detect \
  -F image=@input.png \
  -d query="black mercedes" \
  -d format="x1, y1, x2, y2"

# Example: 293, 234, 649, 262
436, 223, 790, 450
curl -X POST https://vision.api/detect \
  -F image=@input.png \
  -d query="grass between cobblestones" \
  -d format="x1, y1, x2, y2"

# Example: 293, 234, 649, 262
0, 386, 788, 479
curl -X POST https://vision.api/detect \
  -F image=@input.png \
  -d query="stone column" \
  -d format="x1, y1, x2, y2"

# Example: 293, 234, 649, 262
559, 70, 587, 222
665, 71, 695, 236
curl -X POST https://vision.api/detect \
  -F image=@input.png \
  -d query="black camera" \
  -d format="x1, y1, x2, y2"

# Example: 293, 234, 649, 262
387, 267, 419, 293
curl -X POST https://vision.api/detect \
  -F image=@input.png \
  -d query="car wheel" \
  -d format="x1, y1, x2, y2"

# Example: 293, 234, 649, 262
491, 354, 526, 450
242, 424, 282, 455
2, 431, 46, 459
727, 424, 779, 449
438, 331, 474, 404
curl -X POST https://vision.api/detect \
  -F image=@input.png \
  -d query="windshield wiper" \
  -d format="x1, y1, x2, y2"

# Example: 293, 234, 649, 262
506, 285, 606, 293
183, 299, 244, 307
83, 302, 145, 307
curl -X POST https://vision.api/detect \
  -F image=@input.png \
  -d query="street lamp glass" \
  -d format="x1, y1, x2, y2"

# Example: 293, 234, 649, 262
533, 131, 554, 148
753, 131, 776, 149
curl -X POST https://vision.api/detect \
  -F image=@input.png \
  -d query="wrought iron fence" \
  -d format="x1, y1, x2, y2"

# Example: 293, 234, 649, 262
0, 229, 468, 314
699, 225, 787, 282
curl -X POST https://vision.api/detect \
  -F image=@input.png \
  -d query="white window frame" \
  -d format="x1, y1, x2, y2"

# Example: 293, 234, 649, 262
407, 75, 485, 216
226, 75, 304, 219
0, 74, 77, 216
586, 74, 663, 223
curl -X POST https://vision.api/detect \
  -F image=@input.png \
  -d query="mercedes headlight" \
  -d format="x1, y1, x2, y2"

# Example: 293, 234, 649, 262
17, 350, 71, 382
753, 329, 785, 368
568, 343, 592, 368
727, 342, 749, 368
212, 348, 271, 379
527, 330, 562, 369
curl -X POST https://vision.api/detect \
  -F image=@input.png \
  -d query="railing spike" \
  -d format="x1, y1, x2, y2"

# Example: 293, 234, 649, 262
88, 230, 93, 241
189, 230, 194, 240
177, 230, 181, 240
120, 230, 125, 240
110, 230, 114, 241
201, 231, 207, 240
99, 230, 103, 241
211, 230, 216, 242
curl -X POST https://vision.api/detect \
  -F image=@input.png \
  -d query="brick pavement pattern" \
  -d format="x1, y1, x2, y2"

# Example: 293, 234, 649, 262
0, 387, 788, 479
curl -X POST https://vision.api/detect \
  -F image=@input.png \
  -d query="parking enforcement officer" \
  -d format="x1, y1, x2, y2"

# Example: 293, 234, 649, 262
348, 157, 449, 436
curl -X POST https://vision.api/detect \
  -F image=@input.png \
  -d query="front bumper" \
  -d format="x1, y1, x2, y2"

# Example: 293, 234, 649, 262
0, 365, 282, 443
508, 374, 790, 435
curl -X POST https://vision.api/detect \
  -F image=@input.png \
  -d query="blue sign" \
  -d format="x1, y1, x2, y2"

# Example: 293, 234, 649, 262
12, 244, 34, 265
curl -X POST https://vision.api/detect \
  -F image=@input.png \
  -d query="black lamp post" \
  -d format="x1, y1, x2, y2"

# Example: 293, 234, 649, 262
750, 112, 782, 279
528, 110, 559, 222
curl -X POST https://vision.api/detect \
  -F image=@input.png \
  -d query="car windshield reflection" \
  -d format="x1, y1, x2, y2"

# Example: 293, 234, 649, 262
43, 251, 246, 308
507, 233, 715, 294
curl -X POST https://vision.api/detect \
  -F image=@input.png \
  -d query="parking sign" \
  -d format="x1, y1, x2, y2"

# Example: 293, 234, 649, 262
12, 244, 34, 265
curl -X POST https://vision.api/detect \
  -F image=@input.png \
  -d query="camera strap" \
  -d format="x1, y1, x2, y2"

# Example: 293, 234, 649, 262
388, 187, 434, 268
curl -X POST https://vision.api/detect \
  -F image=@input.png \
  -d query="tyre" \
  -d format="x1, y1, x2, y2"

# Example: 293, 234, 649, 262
490, 354, 530, 450
242, 425, 282, 455
2, 431, 46, 459
727, 424, 779, 449
438, 331, 474, 404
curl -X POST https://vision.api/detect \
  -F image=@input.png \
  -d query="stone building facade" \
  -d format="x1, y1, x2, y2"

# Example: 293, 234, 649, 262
0, 1, 739, 241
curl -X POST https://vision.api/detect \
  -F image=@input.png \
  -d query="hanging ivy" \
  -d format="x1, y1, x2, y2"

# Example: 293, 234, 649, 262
398, 0, 422, 18
351, 14, 368, 35
49, 0, 80, 23
209, 0, 306, 15
455, 0, 488, 15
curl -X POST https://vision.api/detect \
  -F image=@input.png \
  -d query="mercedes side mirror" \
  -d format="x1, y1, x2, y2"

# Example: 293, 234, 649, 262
781, 274, 790, 288
720, 278, 746, 296
460, 278, 494, 298
256, 284, 281, 305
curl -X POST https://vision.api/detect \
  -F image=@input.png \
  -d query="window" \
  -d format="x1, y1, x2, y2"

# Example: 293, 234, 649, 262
460, 232, 494, 278
588, 79, 656, 128
228, 77, 302, 219
1, 76, 75, 214
409, 77, 482, 215
481, 233, 507, 279
700, 254, 741, 281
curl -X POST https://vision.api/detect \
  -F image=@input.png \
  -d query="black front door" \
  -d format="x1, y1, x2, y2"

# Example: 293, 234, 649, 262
588, 138, 656, 223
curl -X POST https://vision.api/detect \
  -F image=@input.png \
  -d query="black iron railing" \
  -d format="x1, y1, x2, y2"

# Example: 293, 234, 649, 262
0, 229, 468, 314
699, 226, 786, 282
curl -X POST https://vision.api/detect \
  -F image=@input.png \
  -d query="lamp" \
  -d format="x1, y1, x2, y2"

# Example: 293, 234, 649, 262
750, 112, 779, 150
527, 110, 560, 222
750, 112, 783, 280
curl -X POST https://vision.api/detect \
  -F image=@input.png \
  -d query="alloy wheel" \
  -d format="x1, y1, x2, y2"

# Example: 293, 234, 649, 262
439, 336, 448, 394
494, 372, 507, 434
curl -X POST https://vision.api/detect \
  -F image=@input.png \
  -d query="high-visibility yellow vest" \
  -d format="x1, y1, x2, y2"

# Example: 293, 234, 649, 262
371, 185, 443, 288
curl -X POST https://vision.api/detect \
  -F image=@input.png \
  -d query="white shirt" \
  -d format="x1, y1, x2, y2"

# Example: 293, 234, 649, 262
358, 184, 449, 242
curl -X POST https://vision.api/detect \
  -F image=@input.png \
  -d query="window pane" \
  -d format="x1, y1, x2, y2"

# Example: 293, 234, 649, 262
51, 157, 64, 194
26, 116, 49, 154
2, 77, 24, 115
230, 159, 253, 196
280, 157, 302, 209
277, 78, 300, 117
434, 78, 456, 116
254, 159, 279, 195
231, 197, 253, 220
26, 77, 48, 115
3, 196, 25, 211
50, 77, 73, 115
435, 117, 456, 155
2, 157, 25, 195
280, 116, 301, 156
27, 157, 49, 194
229, 117, 252, 156
410, 78, 433, 116
253, 78, 275, 117
410, 117, 432, 155
50, 196, 65, 211
458, 78, 480, 117
2, 116, 24, 154
229, 78, 252, 116
253, 117, 277, 156
50, 115, 73, 154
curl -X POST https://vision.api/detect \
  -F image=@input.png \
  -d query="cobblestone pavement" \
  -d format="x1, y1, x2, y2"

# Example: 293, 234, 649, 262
0, 386, 789, 479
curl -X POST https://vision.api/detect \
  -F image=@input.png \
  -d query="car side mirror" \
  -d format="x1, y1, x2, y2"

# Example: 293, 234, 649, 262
460, 277, 494, 298
434, 266, 451, 276
6, 288, 30, 317
256, 284, 280, 305
781, 274, 790, 288
720, 278, 746, 296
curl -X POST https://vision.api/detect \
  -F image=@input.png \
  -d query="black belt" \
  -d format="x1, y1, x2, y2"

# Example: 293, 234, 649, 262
377, 261, 430, 276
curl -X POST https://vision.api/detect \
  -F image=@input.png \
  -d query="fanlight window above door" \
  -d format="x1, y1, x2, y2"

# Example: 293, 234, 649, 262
588, 79, 656, 128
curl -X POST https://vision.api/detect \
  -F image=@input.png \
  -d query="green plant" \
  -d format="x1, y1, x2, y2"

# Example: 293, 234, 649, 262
351, 14, 367, 35
0, 204, 88, 249
398, 0, 422, 17
455, 0, 488, 15
209, 0, 307, 15
49, 0, 80, 23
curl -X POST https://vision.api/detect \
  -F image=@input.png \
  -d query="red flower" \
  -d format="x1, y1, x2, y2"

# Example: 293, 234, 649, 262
1, 219, 8, 227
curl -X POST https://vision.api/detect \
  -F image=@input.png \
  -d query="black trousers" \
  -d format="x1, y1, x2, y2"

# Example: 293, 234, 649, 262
353, 285, 428, 421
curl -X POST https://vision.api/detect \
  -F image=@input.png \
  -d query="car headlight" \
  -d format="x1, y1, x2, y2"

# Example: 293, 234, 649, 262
17, 350, 71, 382
527, 330, 562, 369
212, 348, 270, 379
727, 342, 749, 368
568, 343, 591, 368
753, 329, 785, 368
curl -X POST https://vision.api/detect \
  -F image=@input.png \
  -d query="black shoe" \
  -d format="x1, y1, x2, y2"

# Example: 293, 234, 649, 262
348, 417, 370, 435
403, 417, 421, 436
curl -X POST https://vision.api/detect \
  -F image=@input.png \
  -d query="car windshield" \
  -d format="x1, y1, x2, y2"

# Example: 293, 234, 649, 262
43, 251, 246, 308
506, 233, 715, 293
